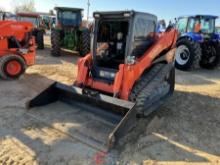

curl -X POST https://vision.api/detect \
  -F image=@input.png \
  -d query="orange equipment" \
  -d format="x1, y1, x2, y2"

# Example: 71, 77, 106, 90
75, 30, 177, 100
0, 20, 36, 79
16, 12, 45, 49
27, 11, 178, 151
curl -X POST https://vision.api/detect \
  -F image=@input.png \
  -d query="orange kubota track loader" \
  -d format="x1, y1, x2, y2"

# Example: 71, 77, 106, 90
0, 20, 36, 79
27, 11, 178, 151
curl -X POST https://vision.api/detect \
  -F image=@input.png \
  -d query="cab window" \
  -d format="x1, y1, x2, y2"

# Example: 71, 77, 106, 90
177, 18, 188, 33
131, 17, 156, 57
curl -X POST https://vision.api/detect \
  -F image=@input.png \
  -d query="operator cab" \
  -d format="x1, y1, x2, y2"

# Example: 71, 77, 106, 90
91, 11, 157, 82
54, 7, 83, 28
96, 20, 129, 69
177, 15, 217, 34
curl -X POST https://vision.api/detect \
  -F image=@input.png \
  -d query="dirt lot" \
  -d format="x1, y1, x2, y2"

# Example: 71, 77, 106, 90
0, 39, 220, 164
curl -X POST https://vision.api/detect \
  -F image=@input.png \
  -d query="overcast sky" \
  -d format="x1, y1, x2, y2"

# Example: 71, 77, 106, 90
0, 0, 219, 25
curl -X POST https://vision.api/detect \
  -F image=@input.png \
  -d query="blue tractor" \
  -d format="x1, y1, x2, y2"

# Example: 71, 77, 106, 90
175, 15, 220, 70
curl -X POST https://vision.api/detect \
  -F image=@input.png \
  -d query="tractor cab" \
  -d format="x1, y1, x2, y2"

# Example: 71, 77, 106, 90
91, 11, 157, 82
54, 7, 83, 28
177, 15, 218, 40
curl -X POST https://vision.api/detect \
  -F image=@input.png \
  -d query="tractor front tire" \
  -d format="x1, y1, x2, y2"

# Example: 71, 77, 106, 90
0, 55, 26, 80
129, 63, 174, 117
175, 38, 202, 71
200, 43, 220, 69
37, 30, 44, 49
51, 30, 61, 57
79, 30, 90, 57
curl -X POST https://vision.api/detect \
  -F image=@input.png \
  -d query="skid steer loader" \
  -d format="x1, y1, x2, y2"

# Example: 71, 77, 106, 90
27, 11, 178, 151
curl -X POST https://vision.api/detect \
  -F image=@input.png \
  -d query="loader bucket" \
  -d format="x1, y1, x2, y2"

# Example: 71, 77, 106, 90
26, 83, 136, 151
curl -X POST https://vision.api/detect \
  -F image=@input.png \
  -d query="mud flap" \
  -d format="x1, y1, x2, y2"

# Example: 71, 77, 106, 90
26, 83, 136, 151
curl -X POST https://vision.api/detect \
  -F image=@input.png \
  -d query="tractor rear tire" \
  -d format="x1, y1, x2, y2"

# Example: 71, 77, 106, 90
51, 30, 61, 57
79, 30, 90, 57
200, 43, 220, 69
129, 63, 174, 117
36, 30, 44, 49
175, 38, 202, 71
0, 55, 26, 80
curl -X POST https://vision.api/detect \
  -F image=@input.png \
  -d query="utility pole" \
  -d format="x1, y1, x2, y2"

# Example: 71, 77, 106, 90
87, 0, 90, 21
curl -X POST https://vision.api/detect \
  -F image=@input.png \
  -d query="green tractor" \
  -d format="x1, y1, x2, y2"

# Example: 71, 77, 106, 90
51, 7, 90, 57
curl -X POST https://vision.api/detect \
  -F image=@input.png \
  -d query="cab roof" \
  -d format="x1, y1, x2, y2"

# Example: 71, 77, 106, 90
54, 7, 83, 11
179, 15, 218, 19
93, 10, 157, 19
